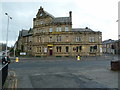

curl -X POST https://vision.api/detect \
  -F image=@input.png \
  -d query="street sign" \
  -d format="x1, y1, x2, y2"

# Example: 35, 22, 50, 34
20, 52, 26, 55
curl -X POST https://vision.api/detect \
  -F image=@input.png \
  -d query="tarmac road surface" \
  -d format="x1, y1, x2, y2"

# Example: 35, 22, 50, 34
7, 55, 119, 89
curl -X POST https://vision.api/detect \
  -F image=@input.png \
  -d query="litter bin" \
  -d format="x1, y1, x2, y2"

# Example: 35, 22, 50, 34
111, 60, 120, 71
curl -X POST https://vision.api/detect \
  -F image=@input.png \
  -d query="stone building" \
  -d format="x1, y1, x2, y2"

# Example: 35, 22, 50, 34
16, 6, 102, 57
102, 39, 120, 55
16, 29, 33, 55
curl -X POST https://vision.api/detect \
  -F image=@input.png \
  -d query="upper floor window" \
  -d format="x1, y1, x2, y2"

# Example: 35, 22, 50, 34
89, 37, 95, 42
65, 26, 69, 31
76, 37, 82, 42
49, 37, 52, 42
38, 37, 41, 42
66, 36, 69, 42
40, 21, 44, 25
49, 27, 53, 32
57, 36, 62, 42
56, 27, 62, 32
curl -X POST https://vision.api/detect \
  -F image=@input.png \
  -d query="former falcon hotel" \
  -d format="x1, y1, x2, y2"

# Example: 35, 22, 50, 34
15, 6, 102, 57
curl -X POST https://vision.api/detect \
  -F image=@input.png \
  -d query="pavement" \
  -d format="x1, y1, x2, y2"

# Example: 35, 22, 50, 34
3, 54, 120, 89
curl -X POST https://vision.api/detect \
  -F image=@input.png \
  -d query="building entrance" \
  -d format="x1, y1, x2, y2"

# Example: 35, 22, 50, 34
49, 50, 53, 56
48, 46, 53, 56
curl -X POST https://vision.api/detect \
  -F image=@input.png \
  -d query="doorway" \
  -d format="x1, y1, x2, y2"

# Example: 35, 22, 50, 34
49, 50, 53, 56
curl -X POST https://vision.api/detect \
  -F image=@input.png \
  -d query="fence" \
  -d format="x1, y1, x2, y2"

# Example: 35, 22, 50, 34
0, 63, 8, 89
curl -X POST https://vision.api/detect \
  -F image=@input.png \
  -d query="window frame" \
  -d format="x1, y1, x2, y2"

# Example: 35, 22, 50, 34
65, 26, 69, 31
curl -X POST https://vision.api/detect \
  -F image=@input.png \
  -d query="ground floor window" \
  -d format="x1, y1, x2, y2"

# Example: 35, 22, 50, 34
40, 47, 41, 52
76, 46, 82, 52
66, 46, 69, 52
90, 46, 94, 52
36, 47, 42, 52
90, 46, 97, 53
56, 46, 62, 52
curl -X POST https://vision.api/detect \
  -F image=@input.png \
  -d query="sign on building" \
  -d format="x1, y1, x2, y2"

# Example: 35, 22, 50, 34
44, 48, 47, 53
20, 52, 26, 55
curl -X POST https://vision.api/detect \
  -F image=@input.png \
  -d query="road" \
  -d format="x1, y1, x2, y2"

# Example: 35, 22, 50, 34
7, 55, 119, 89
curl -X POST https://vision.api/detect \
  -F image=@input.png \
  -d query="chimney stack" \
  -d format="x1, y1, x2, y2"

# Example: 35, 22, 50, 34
69, 11, 72, 18
69, 11, 72, 23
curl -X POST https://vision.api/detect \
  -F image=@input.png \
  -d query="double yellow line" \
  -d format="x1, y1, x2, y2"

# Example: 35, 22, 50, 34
10, 70, 18, 89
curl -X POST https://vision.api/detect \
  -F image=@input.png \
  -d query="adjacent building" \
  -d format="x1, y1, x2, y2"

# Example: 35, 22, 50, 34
0, 43, 7, 52
102, 39, 120, 54
15, 6, 102, 57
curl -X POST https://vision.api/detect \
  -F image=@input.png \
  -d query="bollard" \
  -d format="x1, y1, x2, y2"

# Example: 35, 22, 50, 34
16, 57, 19, 62
77, 55, 80, 60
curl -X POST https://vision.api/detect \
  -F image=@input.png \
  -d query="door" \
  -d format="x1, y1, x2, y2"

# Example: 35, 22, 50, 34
49, 50, 53, 56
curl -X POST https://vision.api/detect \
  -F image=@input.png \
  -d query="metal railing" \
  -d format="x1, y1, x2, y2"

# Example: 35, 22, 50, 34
0, 63, 8, 89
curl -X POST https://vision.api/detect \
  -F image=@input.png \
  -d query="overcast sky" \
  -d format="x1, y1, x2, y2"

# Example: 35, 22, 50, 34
0, 0, 119, 47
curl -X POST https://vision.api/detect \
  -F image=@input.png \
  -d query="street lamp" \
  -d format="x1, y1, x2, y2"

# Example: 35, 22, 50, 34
116, 19, 120, 39
5, 13, 12, 58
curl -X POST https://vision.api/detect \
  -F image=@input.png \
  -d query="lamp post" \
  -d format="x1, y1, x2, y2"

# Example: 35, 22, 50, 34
5, 13, 12, 58
116, 19, 120, 39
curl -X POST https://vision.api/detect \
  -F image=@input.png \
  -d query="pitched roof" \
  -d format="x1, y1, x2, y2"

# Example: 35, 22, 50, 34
19, 30, 29, 37
102, 39, 115, 44
44, 10, 55, 18
72, 28, 93, 32
36, 6, 72, 23
52, 17, 71, 23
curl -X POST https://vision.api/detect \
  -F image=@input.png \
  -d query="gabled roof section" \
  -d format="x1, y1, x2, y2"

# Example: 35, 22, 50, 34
44, 10, 55, 18
34, 6, 72, 24
36, 6, 55, 19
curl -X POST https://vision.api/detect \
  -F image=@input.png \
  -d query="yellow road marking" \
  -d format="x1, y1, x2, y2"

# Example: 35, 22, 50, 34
9, 70, 18, 89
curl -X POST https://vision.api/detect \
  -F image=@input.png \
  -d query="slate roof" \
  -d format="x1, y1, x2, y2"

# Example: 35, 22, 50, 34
20, 30, 28, 37
52, 17, 71, 23
102, 39, 115, 44
44, 11, 55, 18
35, 6, 71, 24
72, 28, 93, 32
